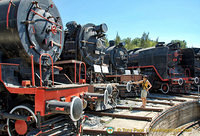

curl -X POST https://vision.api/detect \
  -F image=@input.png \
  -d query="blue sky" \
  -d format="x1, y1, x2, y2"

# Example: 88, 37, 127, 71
54, 0, 200, 47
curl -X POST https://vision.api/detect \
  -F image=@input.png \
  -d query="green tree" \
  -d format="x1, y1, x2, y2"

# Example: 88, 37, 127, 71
171, 40, 187, 49
123, 37, 132, 50
107, 32, 187, 50
140, 32, 150, 48
132, 38, 141, 47
104, 36, 109, 47
114, 32, 121, 45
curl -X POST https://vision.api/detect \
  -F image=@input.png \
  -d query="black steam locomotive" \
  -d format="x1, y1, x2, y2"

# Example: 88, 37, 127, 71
128, 42, 199, 93
0, 0, 87, 135
56, 21, 118, 111
104, 41, 129, 75
61, 21, 108, 83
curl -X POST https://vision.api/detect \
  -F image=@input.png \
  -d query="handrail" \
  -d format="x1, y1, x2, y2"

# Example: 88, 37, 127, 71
79, 62, 87, 83
129, 65, 193, 81
185, 68, 191, 77
31, 55, 35, 86
39, 54, 54, 87
54, 60, 87, 84
169, 68, 175, 78
128, 65, 169, 81
7, 0, 13, 29
74, 62, 76, 83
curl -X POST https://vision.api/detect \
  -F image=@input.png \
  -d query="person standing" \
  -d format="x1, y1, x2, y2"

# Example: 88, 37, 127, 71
132, 75, 152, 108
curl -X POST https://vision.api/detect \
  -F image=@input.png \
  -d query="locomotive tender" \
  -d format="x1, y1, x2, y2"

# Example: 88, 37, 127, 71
128, 42, 199, 93
0, 0, 88, 135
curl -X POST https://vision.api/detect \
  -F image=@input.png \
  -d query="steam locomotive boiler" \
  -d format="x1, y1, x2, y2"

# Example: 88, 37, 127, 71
104, 41, 128, 75
128, 42, 199, 94
56, 22, 119, 111
60, 21, 109, 83
103, 41, 143, 98
0, 0, 87, 135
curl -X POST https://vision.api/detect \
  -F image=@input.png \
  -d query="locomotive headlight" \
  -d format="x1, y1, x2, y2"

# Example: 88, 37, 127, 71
95, 23, 108, 33
100, 23, 108, 33
178, 78, 184, 86
194, 77, 199, 84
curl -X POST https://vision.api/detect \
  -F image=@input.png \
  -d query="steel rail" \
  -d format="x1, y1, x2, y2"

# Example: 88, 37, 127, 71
148, 96, 186, 102
126, 98, 175, 106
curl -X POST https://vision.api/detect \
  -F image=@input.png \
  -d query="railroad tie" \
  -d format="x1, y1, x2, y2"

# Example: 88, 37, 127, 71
85, 111, 152, 122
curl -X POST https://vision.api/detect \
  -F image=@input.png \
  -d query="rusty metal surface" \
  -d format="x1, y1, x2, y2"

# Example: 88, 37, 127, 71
105, 75, 143, 82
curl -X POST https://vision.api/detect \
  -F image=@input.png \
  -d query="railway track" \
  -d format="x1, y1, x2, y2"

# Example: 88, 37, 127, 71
83, 92, 200, 136
175, 121, 200, 136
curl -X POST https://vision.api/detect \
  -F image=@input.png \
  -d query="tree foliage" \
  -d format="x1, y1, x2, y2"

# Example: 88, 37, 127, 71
171, 40, 187, 49
104, 36, 109, 47
114, 32, 121, 45
112, 32, 187, 50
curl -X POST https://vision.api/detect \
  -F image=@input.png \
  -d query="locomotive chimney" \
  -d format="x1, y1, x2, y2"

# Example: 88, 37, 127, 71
109, 40, 115, 47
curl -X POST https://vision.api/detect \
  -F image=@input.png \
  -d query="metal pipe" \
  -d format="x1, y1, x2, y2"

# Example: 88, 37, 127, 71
1, 113, 30, 121
84, 93, 104, 98
46, 97, 83, 121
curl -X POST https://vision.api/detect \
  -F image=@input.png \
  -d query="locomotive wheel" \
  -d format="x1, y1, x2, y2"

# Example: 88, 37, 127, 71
126, 81, 132, 92
178, 78, 184, 86
106, 84, 113, 95
160, 83, 170, 94
104, 89, 109, 105
111, 87, 119, 105
194, 77, 199, 84
7, 105, 37, 136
